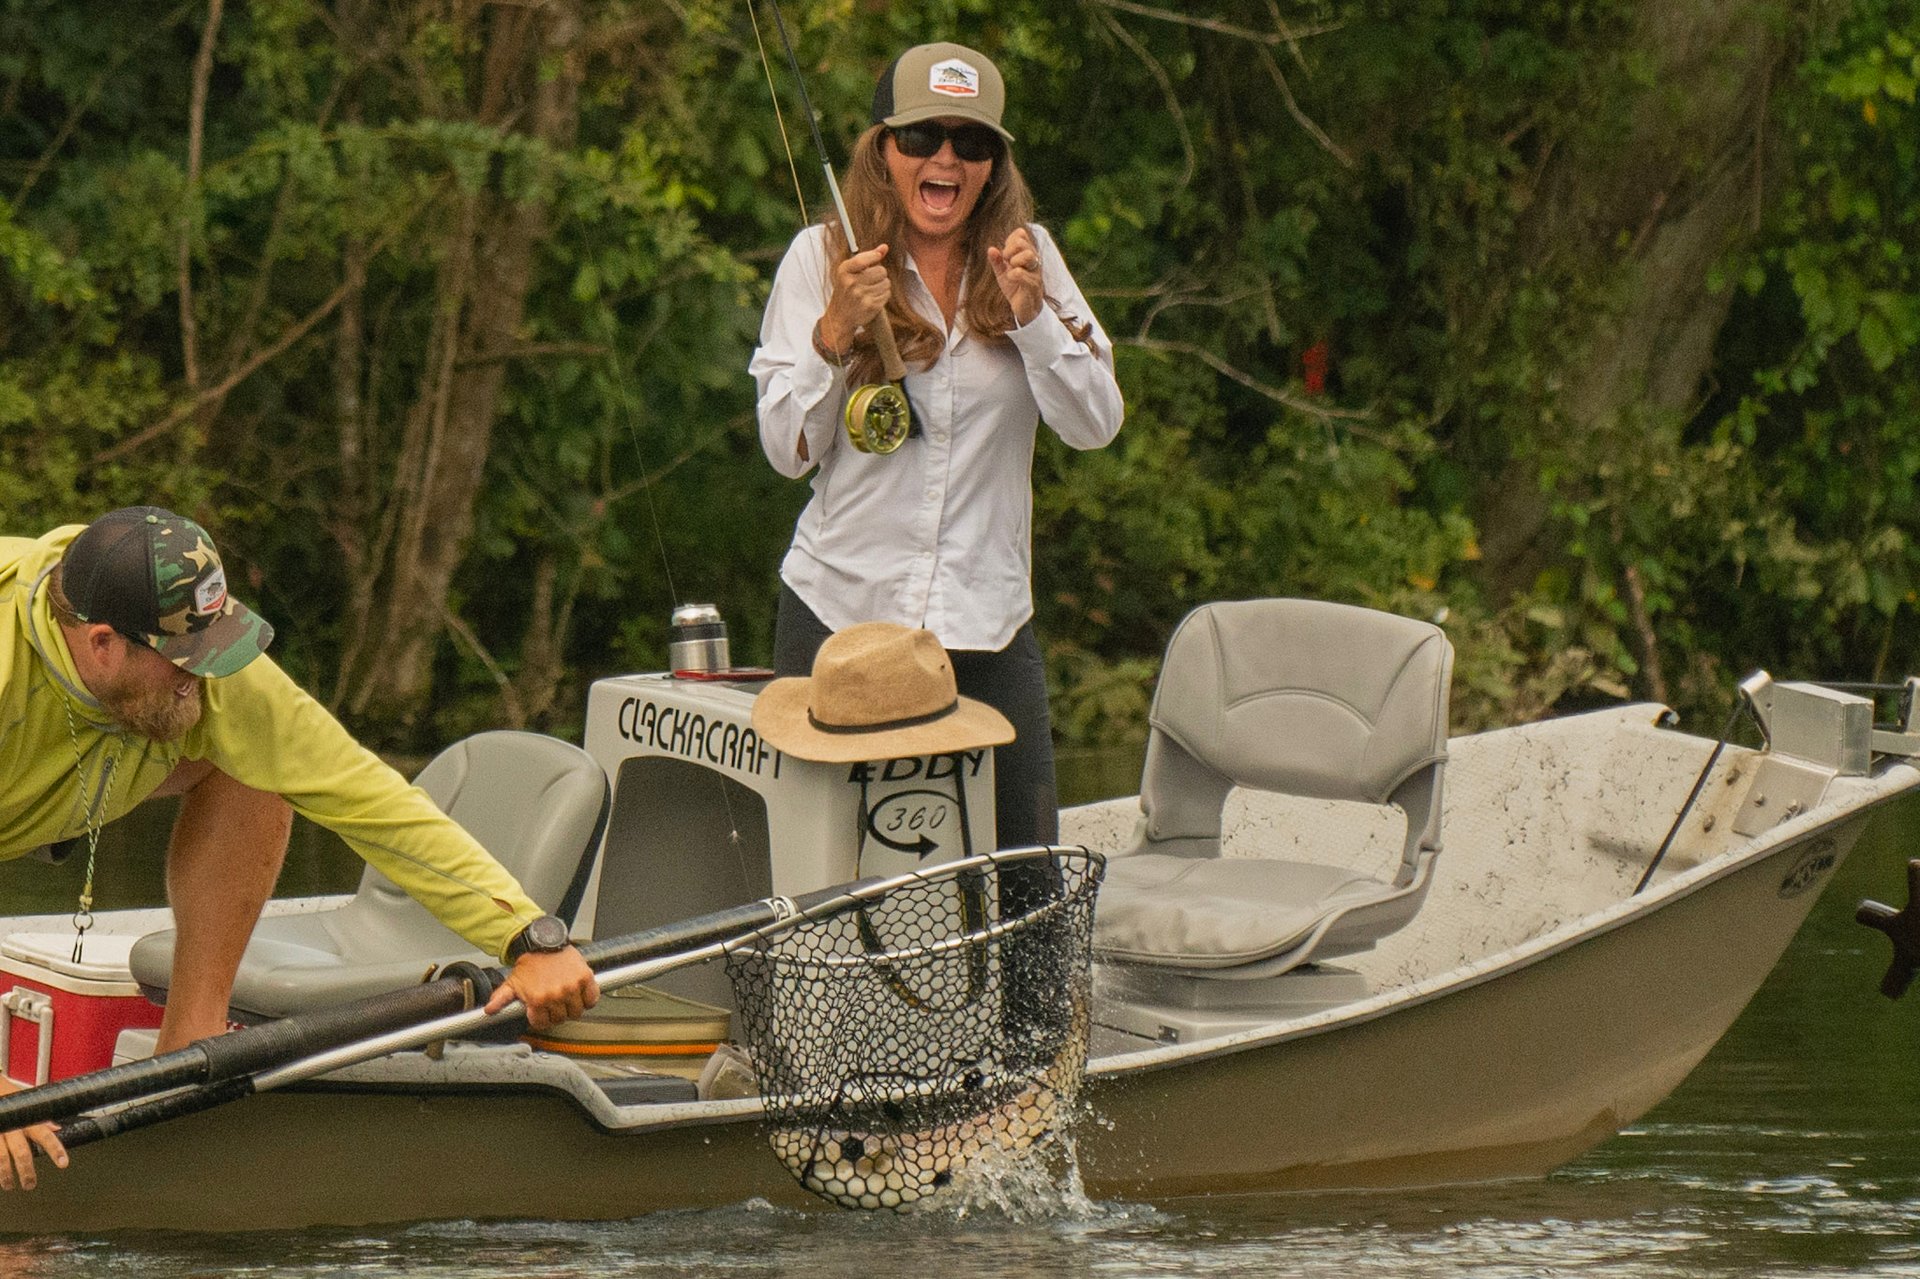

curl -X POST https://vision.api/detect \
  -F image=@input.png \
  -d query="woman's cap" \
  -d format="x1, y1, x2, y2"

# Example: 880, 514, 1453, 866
61, 506, 274, 678
871, 42, 1014, 143
752, 621, 1015, 764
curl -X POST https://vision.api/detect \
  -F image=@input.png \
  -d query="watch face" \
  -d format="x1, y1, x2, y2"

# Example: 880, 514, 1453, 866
524, 915, 571, 953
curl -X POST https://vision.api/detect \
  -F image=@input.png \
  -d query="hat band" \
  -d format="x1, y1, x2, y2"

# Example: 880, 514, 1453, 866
807, 699, 960, 735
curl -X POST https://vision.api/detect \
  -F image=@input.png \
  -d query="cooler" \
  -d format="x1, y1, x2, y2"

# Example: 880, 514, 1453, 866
0, 933, 167, 1086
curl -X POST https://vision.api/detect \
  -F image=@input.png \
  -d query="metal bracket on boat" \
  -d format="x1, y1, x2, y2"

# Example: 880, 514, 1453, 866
1743, 674, 1872, 775
1747, 673, 1920, 766
1856, 860, 1920, 999
1866, 677, 1920, 760
1730, 674, 1845, 837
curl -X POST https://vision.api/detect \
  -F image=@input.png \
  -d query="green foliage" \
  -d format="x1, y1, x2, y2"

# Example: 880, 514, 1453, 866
1700, 2, 1920, 683
2, 0, 1916, 765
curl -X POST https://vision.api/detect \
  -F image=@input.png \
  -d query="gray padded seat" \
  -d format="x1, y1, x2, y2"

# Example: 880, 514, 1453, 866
1095, 598, 1453, 983
131, 730, 609, 1019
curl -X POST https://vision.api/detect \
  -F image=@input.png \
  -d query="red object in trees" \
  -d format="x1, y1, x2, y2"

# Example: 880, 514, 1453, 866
1302, 339, 1329, 396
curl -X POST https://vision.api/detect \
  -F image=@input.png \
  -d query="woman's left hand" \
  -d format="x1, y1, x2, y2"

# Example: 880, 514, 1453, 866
988, 227, 1044, 327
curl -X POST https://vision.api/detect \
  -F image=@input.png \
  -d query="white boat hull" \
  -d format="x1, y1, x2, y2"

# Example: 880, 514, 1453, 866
2, 698, 1915, 1232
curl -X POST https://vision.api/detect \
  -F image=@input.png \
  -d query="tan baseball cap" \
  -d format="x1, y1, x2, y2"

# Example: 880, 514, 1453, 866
871, 42, 1014, 143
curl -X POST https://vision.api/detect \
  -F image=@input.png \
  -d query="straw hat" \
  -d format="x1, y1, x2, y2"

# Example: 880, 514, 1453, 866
752, 622, 1014, 764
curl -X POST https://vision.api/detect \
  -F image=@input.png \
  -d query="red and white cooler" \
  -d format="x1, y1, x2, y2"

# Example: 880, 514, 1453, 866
0, 933, 166, 1086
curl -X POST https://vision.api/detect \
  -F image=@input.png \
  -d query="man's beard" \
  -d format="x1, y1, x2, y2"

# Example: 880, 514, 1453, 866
99, 674, 204, 742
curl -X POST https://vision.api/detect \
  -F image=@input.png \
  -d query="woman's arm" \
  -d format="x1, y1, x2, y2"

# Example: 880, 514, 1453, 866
750, 228, 858, 478
1003, 224, 1124, 451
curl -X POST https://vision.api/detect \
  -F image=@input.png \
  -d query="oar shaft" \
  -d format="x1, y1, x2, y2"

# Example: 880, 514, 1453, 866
7, 879, 874, 1139
255, 881, 880, 1091
56, 1076, 256, 1152
0, 975, 476, 1134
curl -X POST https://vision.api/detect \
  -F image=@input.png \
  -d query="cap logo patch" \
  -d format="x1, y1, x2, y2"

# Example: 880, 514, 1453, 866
928, 58, 980, 98
194, 566, 228, 614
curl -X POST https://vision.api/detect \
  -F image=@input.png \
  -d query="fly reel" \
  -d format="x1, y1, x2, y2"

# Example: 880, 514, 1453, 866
845, 382, 912, 455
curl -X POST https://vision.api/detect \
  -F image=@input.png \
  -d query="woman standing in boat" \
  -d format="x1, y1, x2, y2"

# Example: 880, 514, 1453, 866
750, 41, 1123, 849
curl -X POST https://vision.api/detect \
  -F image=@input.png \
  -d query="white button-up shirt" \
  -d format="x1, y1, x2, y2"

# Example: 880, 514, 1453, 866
751, 223, 1124, 652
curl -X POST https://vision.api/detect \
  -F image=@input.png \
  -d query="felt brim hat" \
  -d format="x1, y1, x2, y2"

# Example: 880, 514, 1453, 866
871, 42, 1015, 142
753, 621, 1014, 764
62, 506, 274, 679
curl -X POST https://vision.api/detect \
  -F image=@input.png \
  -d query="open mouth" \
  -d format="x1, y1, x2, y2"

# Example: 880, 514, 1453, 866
919, 180, 960, 214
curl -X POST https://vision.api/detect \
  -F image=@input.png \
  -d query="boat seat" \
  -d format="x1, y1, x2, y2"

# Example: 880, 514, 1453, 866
130, 730, 610, 1020
1094, 598, 1453, 995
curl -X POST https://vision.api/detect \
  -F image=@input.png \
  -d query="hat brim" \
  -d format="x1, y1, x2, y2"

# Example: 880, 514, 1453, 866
752, 677, 1015, 764
880, 104, 1015, 143
144, 603, 275, 679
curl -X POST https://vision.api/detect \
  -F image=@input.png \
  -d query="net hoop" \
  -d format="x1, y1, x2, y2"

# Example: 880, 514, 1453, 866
722, 846, 1103, 1211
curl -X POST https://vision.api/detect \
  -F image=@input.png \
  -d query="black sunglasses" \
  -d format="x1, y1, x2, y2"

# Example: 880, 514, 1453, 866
889, 122, 1004, 164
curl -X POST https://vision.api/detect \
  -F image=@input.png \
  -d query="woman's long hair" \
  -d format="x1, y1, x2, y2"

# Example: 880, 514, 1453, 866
826, 124, 1038, 386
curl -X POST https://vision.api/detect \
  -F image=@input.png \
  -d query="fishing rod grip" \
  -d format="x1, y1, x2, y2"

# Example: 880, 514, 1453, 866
870, 313, 908, 384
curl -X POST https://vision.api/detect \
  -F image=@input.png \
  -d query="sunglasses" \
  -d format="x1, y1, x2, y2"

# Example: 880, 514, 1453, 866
888, 122, 1004, 164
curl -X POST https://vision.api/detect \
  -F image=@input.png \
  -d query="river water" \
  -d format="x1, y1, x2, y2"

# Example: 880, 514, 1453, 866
2, 753, 1919, 1275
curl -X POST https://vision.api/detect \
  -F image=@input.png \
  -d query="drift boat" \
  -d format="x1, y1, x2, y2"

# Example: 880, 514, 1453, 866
2, 597, 1917, 1233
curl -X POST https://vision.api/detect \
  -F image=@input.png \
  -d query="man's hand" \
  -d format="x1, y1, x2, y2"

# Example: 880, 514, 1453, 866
0, 1079, 66, 1191
484, 947, 599, 1032
987, 227, 1043, 326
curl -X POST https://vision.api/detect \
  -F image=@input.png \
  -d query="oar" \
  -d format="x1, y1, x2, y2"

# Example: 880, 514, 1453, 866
0, 875, 881, 1139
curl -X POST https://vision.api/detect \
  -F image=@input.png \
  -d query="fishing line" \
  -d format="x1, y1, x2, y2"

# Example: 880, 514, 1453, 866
567, 171, 751, 873
747, 2, 809, 225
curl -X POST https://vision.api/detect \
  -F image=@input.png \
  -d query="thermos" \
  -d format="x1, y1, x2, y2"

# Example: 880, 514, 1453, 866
668, 604, 730, 674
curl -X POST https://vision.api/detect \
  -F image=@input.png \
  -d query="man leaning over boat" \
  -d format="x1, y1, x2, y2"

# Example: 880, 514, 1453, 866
0, 507, 600, 1189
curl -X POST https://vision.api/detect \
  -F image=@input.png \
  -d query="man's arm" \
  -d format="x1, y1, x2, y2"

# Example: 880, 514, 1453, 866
190, 656, 598, 1027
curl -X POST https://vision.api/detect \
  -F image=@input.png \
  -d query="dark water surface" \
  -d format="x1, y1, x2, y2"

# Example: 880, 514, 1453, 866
3, 752, 1920, 1275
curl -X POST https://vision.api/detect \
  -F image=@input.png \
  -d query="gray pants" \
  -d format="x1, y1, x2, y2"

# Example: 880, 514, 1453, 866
773, 584, 1060, 849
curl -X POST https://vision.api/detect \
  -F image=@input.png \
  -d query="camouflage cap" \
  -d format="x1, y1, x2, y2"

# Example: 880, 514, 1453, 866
63, 507, 273, 678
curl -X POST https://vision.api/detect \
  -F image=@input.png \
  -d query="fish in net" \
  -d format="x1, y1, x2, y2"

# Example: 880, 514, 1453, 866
724, 847, 1102, 1211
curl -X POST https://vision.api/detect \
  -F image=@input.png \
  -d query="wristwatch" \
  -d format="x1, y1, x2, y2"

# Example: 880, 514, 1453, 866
506, 914, 571, 962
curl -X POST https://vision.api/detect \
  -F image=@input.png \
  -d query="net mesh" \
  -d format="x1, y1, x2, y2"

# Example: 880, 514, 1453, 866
724, 849, 1102, 1211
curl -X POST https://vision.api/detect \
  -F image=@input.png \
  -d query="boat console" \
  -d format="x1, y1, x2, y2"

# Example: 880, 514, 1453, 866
571, 670, 998, 1010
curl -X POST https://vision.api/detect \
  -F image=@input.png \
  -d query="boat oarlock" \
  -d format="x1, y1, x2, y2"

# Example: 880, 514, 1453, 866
751, 0, 916, 456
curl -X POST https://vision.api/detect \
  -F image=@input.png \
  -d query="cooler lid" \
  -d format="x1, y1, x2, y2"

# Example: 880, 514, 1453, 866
0, 932, 145, 983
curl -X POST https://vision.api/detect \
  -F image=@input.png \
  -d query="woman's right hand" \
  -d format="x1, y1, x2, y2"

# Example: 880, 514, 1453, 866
818, 243, 891, 353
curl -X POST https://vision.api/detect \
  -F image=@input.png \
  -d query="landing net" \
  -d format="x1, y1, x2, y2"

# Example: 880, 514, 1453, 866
723, 847, 1103, 1211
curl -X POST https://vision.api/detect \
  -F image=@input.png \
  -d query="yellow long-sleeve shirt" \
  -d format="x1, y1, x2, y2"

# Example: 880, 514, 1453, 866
0, 526, 543, 961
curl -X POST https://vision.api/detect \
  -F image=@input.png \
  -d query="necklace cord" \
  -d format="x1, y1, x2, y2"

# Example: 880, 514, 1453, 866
62, 701, 122, 963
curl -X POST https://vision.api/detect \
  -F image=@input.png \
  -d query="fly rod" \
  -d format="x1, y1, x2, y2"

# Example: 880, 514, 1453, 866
757, 0, 916, 455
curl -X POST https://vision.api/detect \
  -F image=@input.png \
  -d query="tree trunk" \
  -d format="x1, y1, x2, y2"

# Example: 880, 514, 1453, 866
1473, 1, 1784, 601
336, 0, 583, 733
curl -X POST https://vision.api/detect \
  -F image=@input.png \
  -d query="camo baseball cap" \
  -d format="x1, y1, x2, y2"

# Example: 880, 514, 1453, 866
62, 507, 273, 678
871, 42, 1014, 142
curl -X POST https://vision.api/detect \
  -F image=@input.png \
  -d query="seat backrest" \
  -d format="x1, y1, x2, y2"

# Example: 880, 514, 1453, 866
336, 730, 611, 947
1136, 599, 1453, 877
